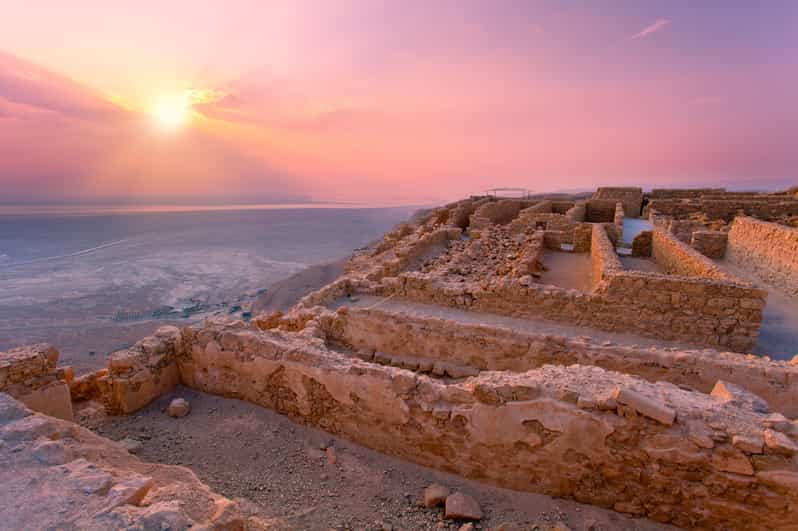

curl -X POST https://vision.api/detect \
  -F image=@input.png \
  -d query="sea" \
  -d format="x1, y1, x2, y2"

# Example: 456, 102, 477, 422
0, 204, 417, 372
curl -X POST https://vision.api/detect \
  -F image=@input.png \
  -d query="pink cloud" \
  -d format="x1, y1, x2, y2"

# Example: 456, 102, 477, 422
632, 19, 670, 39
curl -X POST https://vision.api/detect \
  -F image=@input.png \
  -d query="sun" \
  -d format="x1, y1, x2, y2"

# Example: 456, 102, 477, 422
151, 93, 190, 131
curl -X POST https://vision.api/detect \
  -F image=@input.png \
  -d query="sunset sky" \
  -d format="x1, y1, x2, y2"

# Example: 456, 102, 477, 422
1, 1, 796, 204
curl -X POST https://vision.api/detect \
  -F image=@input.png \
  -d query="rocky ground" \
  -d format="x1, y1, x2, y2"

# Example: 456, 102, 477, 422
85, 387, 671, 531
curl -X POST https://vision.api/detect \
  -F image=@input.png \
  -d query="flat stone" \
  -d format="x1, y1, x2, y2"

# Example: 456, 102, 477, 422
444, 492, 482, 521
732, 434, 764, 454
32, 439, 68, 465
424, 483, 450, 508
613, 387, 675, 425
763, 429, 798, 456
712, 446, 754, 476
757, 470, 798, 491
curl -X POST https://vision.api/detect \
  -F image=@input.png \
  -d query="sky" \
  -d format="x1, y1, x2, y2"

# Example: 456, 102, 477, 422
0, 1, 796, 205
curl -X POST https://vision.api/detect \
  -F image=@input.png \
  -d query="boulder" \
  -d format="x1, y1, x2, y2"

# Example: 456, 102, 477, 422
444, 492, 482, 521
167, 398, 190, 418
424, 483, 450, 508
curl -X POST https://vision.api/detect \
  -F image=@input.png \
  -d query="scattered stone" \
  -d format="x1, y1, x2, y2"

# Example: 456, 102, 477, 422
424, 483, 450, 508
444, 492, 482, 521
167, 398, 190, 418
458, 523, 475, 531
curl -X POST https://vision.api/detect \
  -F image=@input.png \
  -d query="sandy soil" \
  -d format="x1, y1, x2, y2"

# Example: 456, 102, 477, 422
253, 259, 347, 314
619, 256, 665, 274
87, 387, 671, 531
539, 251, 592, 292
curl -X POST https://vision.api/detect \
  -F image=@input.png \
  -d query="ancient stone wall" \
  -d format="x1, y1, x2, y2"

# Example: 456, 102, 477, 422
631, 231, 652, 257
324, 306, 798, 416
585, 200, 617, 223
592, 187, 643, 218
167, 321, 798, 529
469, 199, 525, 230
97, 326, 182, 414
565, 201, 587, 223
727, 217, 798, 297
649, 188, 726, 199
0, 343, 73, 421
613, 202, 624, 227
651, 228, 731, 280
691, 230, 728, 259
591, 223, 623, 289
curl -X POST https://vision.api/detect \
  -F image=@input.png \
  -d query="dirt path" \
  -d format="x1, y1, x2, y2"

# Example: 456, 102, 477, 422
87, 387, 671, 531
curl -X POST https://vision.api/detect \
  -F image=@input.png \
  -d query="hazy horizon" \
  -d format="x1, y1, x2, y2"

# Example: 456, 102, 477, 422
1, 1, 796, 204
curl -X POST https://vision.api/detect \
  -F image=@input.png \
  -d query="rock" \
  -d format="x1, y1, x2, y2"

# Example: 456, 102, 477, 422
424, 483, 450, 508
613, 387, 675, 425
757, 470, 798, 491
762, 413, 792, 433
732, 434, 764, 454
167, 398, 190, 418
712, 446, 754, 476
711, 381, 769, 413
458, 524, 475, 531
790, 355, 798, 366
326, 446, 337, 465
444, 492, 482, 521
32, 439, 67, 465
763, 429, 798, 456
552, 523, 573, 531
119, 437, 143, 454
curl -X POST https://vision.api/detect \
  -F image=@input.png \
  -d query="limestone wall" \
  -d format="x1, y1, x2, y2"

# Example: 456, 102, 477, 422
565, 201, 587, 223
727, 217, 798, 297
97, 326, 182, 414
469, 199, 524, 230
585, 200, 616, 223
613, 202, 624, 227
691, 230, 728, 259
0, 343, 73, 421
592, 187, 643, 218
325, 306, 798, 416
590, 223, 623, 288
631, 231, 652, 257
649, 188, 726, 199
651, 228, 731, 280
169, 321, 798, 529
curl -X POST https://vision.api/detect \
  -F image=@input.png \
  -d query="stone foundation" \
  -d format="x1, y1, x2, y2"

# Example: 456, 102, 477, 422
83, 321, 798, 529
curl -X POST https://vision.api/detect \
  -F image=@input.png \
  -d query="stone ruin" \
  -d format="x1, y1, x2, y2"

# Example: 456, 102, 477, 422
3, 186, 798, 529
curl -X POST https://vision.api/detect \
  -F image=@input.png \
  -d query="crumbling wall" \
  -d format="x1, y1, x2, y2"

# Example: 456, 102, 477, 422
97, 326, 182, 414
0, 344, 73, 421
691, 230, 728, 259
469, 199, 524, 230
649, 188, 726, 199
172, 321, 798, 529
727, 217, 798, 297
593, 187, 643, 218
613, 202, 624, 227
324, 306, 798, 416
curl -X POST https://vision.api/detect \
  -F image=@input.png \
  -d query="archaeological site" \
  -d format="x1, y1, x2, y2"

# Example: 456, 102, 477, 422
4, 186, 798, 530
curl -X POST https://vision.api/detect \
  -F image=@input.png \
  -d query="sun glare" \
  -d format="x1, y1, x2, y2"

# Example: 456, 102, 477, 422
151, 94, 190, 131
